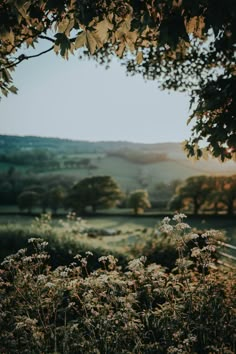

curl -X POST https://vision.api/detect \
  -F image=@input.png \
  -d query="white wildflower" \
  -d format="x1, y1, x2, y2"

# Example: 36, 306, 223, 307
162, 216, 171, 224
128, 256, 146, 271
206, 245, 216, 252
74, 254, 82, 260
60, 270, 69, 277
81, 258, 87, 267
85, 251, 93, 256
98, 256, 108, 263
160, 224, 174, 234
28, 238, 39, 243
175, 222, 191, 231
45, 282, 55, 288
173, 213, 187, 222
191, 247, 201, 257
189, 233, 199, 240
37, 274, 46, 282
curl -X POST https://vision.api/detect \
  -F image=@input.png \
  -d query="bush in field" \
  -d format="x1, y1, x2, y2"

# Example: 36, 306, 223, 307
0, 216, 235, 353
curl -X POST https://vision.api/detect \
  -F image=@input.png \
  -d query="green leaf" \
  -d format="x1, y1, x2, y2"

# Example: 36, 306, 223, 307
55, 33, 71, 58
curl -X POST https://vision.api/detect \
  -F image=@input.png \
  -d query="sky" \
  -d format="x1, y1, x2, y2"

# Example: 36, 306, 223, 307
0, 42, 191, 144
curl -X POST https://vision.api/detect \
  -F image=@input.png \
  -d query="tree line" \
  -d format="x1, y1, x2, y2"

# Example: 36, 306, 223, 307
1, 170, 235, 215
170, 175, 236, 215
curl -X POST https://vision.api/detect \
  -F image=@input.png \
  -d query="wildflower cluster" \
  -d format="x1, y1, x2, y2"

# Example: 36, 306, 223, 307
0, 217, 235, 353
59, 212, 87, 235
31, 213, 53, 234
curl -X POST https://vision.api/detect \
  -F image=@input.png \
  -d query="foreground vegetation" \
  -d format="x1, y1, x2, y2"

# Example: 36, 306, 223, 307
0, 214, 235, 353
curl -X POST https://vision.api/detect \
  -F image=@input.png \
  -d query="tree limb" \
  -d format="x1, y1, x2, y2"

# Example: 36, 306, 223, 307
0, 45, 54, 72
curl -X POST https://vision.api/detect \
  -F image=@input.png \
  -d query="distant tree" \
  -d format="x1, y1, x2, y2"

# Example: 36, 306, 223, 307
0, 181, 14, 205
207, 175, 236, 215
47, 186, 66, 214
23, 184, 45, 195
169, 176, 212, 214
128, 190, 151, 215
23, 185, 48, 213
67, 176, 123, 213
153, 180, 182, 209
17, 191, 39, 213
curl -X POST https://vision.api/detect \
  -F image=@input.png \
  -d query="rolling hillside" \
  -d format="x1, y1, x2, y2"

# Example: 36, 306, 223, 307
0, 135, 235, 200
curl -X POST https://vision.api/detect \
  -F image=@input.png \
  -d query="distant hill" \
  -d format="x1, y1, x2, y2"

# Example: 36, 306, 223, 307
0, 134, 185, 155
0, 134, 235, 200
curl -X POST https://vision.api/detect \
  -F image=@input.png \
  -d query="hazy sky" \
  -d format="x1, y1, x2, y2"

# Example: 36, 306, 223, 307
0, 44, 191, 143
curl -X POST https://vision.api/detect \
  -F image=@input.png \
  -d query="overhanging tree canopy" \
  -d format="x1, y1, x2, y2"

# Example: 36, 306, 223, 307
0, 0, 235, 160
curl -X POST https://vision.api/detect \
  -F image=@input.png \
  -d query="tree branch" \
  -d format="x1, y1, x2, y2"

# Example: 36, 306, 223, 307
38, 35, 56, 43
0, 45, 54, 72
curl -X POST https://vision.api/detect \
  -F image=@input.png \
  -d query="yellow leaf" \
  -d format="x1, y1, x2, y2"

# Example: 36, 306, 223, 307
181, 140, 188, 151
107, 13, 114, 23
126, 30, 138, 43
185, 16, 205, 38
95, 18, 113, 45
65, 18, 75, 37
125, 31, 138, 52
8, 31, 14, 45
117, 17, 131, 36
136, 51, 143, 64
58, 18, 70, 33
74, 32, 86, 49
54, 44, 60, 55
116, 42, 126, 58
86, 31, 98, 54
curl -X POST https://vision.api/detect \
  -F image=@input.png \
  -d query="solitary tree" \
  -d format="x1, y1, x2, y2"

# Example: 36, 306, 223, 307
169, 176, 212, 214
0, 1, 235, 160
17, 191, 40, 213
47, 186, 66, 214
128, 189, 151, 215
67, 176, 123, 213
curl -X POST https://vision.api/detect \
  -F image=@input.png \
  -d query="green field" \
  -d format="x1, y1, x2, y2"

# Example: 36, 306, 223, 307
0, 214, 235, 245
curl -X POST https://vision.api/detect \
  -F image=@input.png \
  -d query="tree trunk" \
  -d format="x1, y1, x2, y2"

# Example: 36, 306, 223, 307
193, 198, 200, 214
227, 200, 234, 215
